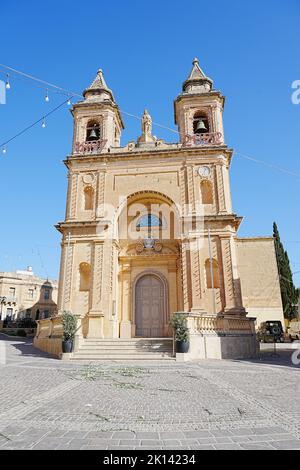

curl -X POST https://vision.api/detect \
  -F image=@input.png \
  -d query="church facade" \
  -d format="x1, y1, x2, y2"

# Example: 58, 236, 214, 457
34, 59, 284, 359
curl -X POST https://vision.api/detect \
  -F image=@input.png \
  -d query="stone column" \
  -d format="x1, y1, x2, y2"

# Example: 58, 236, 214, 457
181, 240, 191, 312
216, 164, 227, 214
69, 173, 78, 220
120, 263, 132, 338
190, 238, 205, 314
168, 262, 178, 332
88, 241, 104, 338
58, 240, 74, 313
220, 236, 245, 315
222, 164, 233, 213
97, 171, 106, 218
187, 166, 195, 212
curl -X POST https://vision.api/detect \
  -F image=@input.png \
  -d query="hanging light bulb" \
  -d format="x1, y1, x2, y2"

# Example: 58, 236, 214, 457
2, 147, 7, 154
67, 96, 72, 106
41, 118, 46, 128
5, 74, 10, 90
45, 89, 49, 102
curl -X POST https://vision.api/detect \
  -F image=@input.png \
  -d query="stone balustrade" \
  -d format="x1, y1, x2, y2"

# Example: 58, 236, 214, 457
179, 313, 258, 360
188, 314, 254, 335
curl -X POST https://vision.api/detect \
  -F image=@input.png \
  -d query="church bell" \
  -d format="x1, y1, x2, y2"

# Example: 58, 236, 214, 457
195, 119, 208, 134
88, 129, 98, 140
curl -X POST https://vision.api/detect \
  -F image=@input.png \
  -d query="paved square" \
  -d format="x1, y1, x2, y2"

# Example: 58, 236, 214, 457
0, 334, 300, 450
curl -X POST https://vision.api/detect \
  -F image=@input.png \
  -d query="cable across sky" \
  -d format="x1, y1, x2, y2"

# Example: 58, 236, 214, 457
0, 63, 300, 179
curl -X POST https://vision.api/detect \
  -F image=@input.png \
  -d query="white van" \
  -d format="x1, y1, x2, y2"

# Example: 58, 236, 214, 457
288, 321, 300, 341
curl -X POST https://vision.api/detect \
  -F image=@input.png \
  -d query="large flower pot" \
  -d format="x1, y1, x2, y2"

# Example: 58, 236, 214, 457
62, 339, 73, 353
176, 340, 189, 353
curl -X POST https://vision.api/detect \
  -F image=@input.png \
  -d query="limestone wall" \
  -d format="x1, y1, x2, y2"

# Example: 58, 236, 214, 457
236, 237, 284, 328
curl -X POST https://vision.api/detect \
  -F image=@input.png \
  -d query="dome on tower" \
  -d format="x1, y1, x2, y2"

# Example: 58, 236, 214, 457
83, 69, 115, 102
182, 57, 213, 94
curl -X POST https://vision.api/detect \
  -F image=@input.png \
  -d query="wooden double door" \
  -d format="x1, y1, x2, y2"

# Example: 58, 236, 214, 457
135, 274, 167, 337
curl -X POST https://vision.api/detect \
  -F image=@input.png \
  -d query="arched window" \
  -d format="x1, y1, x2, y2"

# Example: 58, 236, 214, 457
205, 259, 220, 289
201, 180, 213, 204
84, 186, 94, 210
86, 120, 101, 142
193, 111, 209, 135
136, 214, 162, 229
79, 263, 91, 291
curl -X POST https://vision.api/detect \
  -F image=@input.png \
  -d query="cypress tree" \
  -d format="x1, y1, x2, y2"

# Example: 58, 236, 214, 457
273, 222, 298, 320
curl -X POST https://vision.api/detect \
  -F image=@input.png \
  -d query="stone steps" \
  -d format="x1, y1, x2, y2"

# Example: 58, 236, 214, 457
71, 338, 174, 360
72, 354, 174, 360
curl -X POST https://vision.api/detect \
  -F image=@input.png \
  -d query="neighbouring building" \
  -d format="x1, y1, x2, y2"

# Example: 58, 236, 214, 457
34, 58, 284, 360
0, 267, 58, 321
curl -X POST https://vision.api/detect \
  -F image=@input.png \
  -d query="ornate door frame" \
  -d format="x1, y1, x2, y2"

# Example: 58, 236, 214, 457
132, 270, 169, 337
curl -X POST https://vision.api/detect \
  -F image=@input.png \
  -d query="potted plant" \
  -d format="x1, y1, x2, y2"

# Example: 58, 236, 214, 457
61, 311, 77, 353
170, 312, 189, 353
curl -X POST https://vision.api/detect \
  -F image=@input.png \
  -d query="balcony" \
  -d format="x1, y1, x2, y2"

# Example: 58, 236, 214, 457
0, 296, 18, 305
183, 132, 223, 147
73, 139, 108, 155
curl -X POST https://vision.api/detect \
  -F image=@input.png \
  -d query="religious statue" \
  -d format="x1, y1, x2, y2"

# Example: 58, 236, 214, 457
137, 109, 156, 144
141, 109, 152, 136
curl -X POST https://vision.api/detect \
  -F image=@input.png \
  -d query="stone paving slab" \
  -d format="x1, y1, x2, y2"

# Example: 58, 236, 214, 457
0, 334, 300, 450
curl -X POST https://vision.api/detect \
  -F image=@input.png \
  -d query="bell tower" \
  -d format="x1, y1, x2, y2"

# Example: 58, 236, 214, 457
174, 58, 225, 145
71, 69, 124, 152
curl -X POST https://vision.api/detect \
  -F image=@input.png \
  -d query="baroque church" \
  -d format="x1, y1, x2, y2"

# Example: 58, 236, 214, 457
34, 59, 284, 359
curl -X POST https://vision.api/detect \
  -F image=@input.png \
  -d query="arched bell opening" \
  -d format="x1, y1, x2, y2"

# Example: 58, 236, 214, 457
86, 120, 101, 142
193, 111, 209, 135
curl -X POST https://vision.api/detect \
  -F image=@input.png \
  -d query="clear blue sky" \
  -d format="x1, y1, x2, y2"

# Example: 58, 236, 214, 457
0, 0, 299, 286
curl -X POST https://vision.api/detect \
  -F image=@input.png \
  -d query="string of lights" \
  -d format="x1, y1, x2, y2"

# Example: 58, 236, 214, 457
0, 96, 73, 153
0, 63, 299, 179
0, 63, 179, 135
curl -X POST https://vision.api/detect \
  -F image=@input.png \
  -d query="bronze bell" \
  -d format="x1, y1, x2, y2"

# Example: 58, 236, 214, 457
195, 119, 208, 134
88, 128, 98, 141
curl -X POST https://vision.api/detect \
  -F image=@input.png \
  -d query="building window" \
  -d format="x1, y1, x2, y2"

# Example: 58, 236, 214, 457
84, 186, 94, 210
205, 259, 220, 289
86, 120, 101, 141
44, 288, 50, 300
193, 111, 209, 134
28, 288, 34, 299
136, 214, 162, 228
9, 287, 15, 297
79, 263, 91, 292
26, 309, 31, 318
200, 180, 213, 205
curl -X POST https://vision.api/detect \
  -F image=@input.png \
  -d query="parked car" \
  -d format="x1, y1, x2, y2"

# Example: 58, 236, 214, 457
257, 321, 284, 343
288, 321, 300, 341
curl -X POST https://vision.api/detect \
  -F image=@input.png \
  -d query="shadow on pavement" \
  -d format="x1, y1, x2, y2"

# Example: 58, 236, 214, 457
235, 347, 300, 370
0, 333, 56, 360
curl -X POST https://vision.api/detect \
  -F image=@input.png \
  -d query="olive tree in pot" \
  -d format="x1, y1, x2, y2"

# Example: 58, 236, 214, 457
170, 312, 189, 353
62, 311, 77, 353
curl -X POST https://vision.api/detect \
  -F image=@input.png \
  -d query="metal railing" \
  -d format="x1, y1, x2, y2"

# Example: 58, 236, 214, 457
183, 132, 223, 147
1, 296, 17, 304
